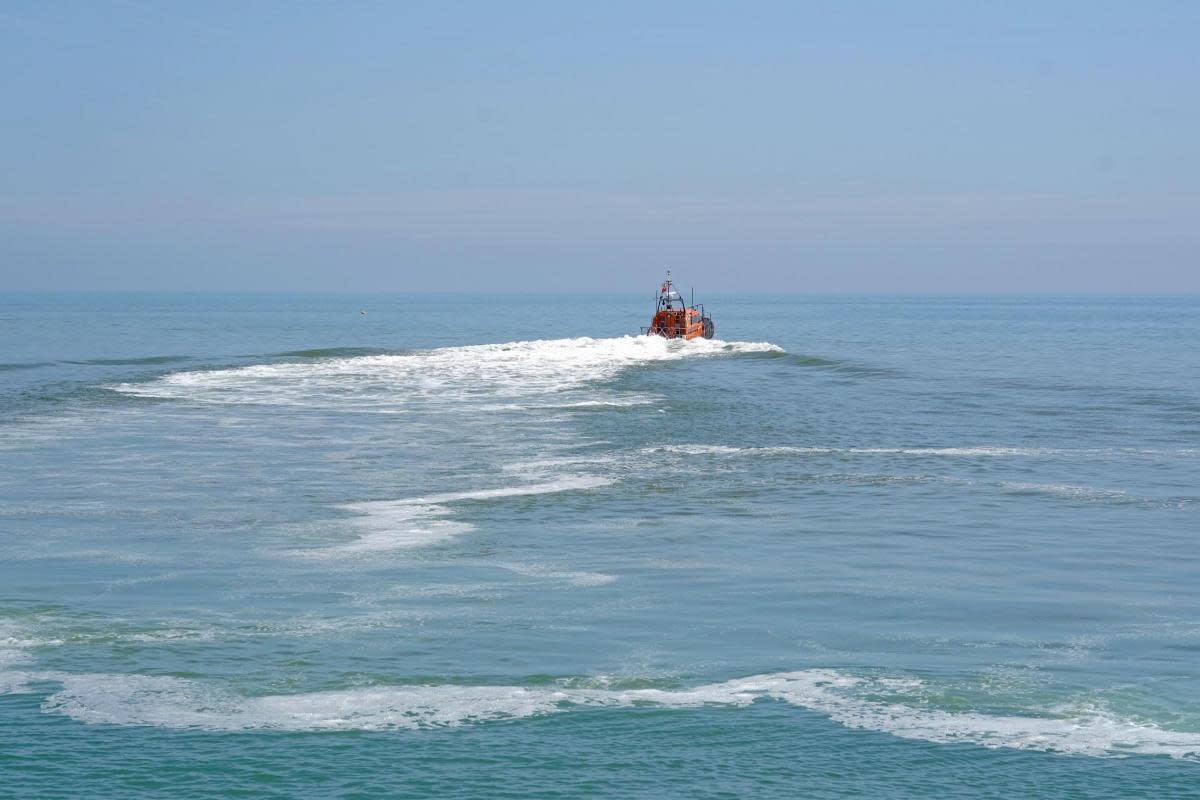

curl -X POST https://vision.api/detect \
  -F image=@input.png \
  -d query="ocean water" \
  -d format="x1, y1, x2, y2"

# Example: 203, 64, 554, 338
1, 292, 1198, 798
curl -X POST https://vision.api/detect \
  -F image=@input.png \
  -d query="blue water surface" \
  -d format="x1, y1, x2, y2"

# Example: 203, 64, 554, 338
1, 293, 1198, 798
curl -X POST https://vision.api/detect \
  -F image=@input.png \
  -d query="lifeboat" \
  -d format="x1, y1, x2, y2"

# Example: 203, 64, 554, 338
641, 271, 715, 340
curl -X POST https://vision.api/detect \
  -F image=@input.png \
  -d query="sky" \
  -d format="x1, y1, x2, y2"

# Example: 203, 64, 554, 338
1, 1, 1197, 292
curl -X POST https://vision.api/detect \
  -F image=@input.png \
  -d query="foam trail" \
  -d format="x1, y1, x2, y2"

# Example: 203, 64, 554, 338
392, 476, 615, 506
301, 476, 615, 556
33, 672, 752, 730
111, 336, 783, 409
495, 562, 618, 587
739, 671, 1200, 760
300, 506, 475, 556
502, 456, 618, 473
20, 669, 1200, 758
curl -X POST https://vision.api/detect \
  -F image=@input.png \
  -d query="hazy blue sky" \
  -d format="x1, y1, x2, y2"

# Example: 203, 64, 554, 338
1, 1, 1197, 292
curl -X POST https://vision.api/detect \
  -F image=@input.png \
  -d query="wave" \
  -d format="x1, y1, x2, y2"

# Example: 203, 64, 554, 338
0, 361, 54, 372
108, 336, 782, 409
64, 355, 193, 366
782, 353, 906, 378
3, 664, 1195, 758
274, 347, 396, 359
999, 482, 1130, 502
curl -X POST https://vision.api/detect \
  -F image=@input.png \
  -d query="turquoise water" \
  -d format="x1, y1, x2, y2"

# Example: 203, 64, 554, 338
2, 293, 1198, 798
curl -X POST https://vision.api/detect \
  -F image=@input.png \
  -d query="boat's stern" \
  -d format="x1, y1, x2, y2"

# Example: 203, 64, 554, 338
643, 273, 715, 339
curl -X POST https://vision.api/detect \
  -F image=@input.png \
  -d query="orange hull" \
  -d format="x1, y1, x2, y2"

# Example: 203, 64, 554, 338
647, 308, 706, 339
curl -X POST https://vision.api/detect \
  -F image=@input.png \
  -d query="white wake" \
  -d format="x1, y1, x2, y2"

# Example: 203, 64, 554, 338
111, 336, 782, 410
0, 664, 1190, 759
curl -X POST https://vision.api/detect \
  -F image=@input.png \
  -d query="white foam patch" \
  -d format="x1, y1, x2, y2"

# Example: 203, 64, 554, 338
35, 672, 761, 731
752, 671, 1200, 759
22, 668, 1200, 758
496, 562, 618, 587
297, 506, 476, 556
110, 337, 782, 410
39, 674, 567, 730
545, 398, 659, 409
299, 476, 615, 556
